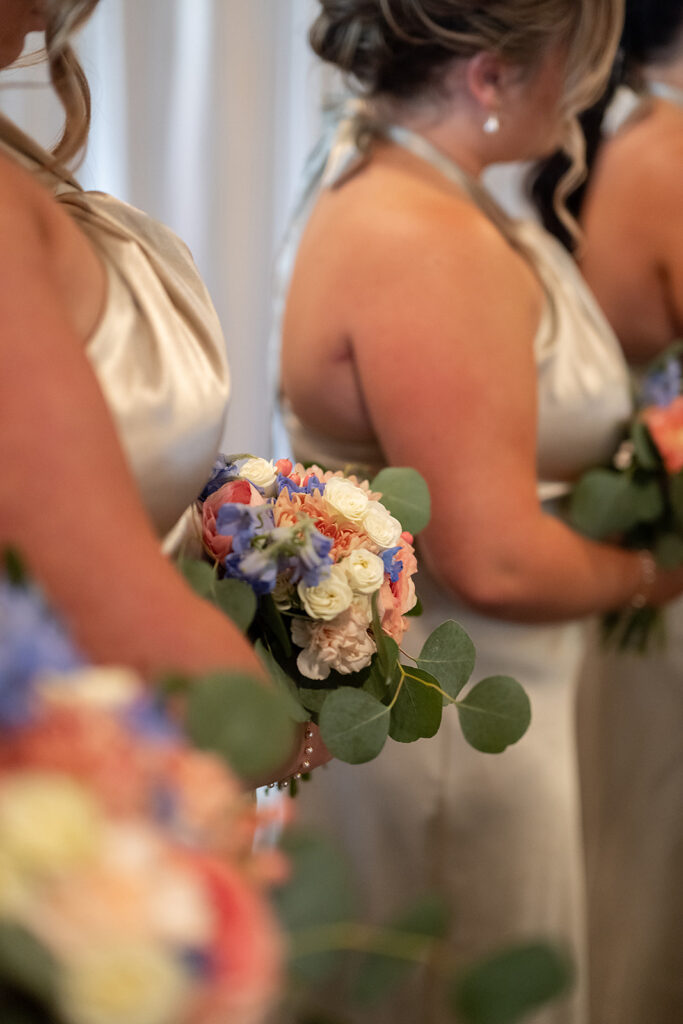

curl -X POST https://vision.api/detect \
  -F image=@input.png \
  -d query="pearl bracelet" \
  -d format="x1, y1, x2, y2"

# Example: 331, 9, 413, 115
631, 550, 657, 610
267, 725, 315, 790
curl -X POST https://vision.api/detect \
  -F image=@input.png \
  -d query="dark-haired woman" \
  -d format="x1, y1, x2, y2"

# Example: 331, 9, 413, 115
277, 1, 683, 1020
532, 5, 683, 1022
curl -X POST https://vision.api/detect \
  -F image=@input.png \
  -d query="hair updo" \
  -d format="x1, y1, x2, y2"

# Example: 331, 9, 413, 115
43, 0, 101, 165
310, 0, 623, 119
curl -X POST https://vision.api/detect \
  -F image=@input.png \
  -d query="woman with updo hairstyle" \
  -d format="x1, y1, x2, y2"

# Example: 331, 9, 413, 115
533, 4, 683, 1023
278, 0, 683, 1020
0, 0, 328, 782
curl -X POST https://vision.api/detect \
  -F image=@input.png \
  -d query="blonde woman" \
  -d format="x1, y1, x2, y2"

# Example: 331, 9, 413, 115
278, 1, 683, 1020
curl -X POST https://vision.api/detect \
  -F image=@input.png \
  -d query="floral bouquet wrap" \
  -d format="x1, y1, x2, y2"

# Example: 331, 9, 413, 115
181, 455, 531, 772
0, 578, 284, 1024
570, 342, 683, 650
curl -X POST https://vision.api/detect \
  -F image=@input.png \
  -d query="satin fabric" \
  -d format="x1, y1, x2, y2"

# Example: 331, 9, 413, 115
0, 113, 229, 536
278, 111, 632, 1024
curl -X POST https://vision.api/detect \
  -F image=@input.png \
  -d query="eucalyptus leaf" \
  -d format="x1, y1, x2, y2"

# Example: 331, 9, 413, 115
631, 476, 665, 523
255, 641, 309, 723
370, 467, 431, 535
213, 578, 257, 632
569, 470, 644, 538
177, 557, 216, 598
389, 668, 443, 742
630, 420, 660, 470
457, 676, 531, 754
371, 594, 399, 682
319, 688, 390, 764
186, 671, 297, 779
298, 687, 333, 714
451, 942, 572, 1024
418, 620, 476, 700
352, 894, 450, 1006
274, 830, 355, 983
405, 595, 423, 618
0, 923, 58, 1004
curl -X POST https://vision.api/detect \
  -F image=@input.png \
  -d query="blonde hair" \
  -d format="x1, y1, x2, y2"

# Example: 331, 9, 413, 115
311, 0, 624, 233
44, 0, 101, 165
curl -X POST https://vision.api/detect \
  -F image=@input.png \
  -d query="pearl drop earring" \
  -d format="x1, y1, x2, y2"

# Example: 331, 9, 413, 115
483, 112, 500, 135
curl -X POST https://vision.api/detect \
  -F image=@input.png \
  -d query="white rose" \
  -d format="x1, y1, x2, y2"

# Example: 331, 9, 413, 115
238, 457, 278, 494
298, 564, 353, 621
0, 774, 102, 878
323, 477, 369, 523
341, 548, 385, 595
362, 501, 403, 549
59, 942, 189, 1024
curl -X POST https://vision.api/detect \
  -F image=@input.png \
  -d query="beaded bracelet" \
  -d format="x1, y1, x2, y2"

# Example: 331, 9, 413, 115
267, 724, 315, 791
631, 550, 657, 610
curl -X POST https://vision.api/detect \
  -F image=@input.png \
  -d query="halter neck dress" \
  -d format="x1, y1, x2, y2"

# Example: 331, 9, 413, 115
0, 113, 230, 537
278, 107, 632, 1024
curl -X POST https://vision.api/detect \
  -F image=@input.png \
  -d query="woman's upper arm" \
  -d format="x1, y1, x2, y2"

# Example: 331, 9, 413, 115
348, 212, 544, 594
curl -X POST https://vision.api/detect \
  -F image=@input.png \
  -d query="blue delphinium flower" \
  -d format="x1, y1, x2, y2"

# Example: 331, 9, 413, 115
216, 503, 275, 554
641, 358, 681, 408
282, 525, 334, 587
0, 581, 85, 727
226, 547, 279, 596
381, 546, 404, 583
199, 455, 247, 501
277, 473, 326, 498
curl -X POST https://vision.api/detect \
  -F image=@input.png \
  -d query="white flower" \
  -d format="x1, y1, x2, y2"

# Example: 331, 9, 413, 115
292, 602, 376, 680
341, 548, 385, 595
0, 774, 102, 878
323, 477, 369, 523
37, 667, 141, 711
59, 941, 189, 1024
238, 457, 278, 495
298, 564, 353, 621
362, 501, 403, 549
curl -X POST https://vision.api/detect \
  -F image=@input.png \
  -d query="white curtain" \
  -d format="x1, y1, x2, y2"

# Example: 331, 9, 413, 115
1, 0, 325, 456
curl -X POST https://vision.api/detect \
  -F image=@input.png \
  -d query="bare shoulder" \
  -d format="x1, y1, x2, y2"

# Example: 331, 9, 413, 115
595, 101, 683, 207
0, 149, 59, 251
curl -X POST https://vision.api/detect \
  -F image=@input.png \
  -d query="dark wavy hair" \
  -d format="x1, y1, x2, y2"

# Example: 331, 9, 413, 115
530, 0, 683, 250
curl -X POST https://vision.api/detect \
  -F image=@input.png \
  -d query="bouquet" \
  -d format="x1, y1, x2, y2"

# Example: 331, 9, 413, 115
0, 577, 285, 1024
180, 456, 531, 771
570, 342, 683, 650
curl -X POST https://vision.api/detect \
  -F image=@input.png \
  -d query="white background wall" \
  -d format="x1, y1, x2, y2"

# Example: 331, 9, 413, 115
1, 0, 325, 455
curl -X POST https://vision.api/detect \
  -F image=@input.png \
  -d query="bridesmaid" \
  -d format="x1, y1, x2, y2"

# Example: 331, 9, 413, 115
535, 3, 683, 1022
0, 0, 328, 780
278, 1, 683, 1021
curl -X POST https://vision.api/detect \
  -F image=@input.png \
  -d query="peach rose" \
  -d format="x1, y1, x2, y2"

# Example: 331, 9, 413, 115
202, 480, 266, 563
642, 397, 683, 474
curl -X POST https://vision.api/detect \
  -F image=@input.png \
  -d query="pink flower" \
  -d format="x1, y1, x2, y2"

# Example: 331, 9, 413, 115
275, 458, 292, 477
187, 855, 284, 1024
202, 480, 266, 563
378, 533, 418, 645
642, 396, 683, 474
291, 602, 376, 679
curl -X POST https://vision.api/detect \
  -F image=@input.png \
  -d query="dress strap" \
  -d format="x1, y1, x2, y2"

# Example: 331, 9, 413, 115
321, 102, 517, 241
646, 80, 683, 108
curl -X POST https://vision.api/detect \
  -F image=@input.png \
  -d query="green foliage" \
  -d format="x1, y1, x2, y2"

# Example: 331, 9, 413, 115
275, 830, 356, 983
351, 895, 450, 1006
255, 641, 309, 723
569, 470, 662, 539
418, 621, 476, 700
669, 472, 683, 531
630, 420, 660, 470
318, 688, 390, 763
456, 676, 531, 754
654, 531, 683, 568
185, 671, 297, 779
451, 942, 572, 1024
2, 548, 27, 586
0, 924, 57, 1006
370, 467, 431, 535
388, 668, 443, 742
177, 558, 256, 632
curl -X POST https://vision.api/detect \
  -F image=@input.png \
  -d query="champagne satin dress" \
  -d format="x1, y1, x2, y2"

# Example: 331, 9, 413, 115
0, 113, 229, 536
278, 109, 632, 1024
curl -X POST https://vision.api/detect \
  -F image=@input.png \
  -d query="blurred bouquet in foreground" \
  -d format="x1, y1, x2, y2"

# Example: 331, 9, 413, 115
180, 456, 531, 769
0, 577, 284, 1024
570, 342, 683, 650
